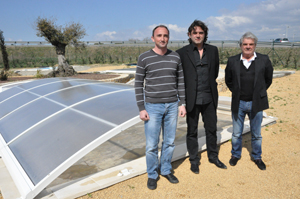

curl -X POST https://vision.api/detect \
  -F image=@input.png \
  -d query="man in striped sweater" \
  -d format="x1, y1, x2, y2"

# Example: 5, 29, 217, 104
135, 25, 186, 190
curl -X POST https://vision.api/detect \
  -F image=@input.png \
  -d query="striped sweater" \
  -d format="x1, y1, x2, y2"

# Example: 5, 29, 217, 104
135, 49, 186, 111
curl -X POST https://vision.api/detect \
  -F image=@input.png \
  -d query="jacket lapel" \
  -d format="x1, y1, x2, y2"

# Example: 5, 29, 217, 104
186, 44, 196, 68
235, 54, 241, 88
253, 54, 260, 87
205, 44, 211, 71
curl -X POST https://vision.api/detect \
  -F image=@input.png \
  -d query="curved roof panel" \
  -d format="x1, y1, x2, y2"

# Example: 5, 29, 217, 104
0, 77, 140, 198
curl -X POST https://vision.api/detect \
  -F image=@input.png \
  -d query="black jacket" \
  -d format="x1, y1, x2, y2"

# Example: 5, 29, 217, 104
176, 43, 219, 112
225, 53, 273, 115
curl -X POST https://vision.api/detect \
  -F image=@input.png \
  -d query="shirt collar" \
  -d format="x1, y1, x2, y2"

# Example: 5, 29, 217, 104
192, 43, 206, 51
240, 52, 257, 61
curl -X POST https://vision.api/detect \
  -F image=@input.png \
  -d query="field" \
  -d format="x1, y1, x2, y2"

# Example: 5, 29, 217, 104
0, 44, 299, 70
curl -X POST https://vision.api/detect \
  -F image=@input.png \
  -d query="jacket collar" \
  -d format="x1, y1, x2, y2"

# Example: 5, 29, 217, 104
234, 52, 261, 88
186, 43, 208, 67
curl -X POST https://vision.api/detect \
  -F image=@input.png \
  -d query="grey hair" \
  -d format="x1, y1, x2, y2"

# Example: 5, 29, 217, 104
239, 32, 258, 46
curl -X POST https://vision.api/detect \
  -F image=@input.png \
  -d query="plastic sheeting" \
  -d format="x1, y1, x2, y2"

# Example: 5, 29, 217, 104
0, 77, 139, 198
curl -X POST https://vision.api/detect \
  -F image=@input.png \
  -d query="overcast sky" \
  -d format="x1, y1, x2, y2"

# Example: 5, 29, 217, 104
1, 0, 299, 42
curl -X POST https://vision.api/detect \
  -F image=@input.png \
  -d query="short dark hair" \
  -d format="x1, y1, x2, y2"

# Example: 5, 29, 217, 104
152, 25, 169, 37
188, 20, 208, 44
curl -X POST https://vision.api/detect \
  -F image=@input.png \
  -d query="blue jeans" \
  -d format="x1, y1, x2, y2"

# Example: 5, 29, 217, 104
144, 101, 178, 179
231, 100, 263, 160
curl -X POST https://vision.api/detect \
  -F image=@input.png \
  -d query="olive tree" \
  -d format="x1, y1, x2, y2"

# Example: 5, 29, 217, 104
0, 30, 9, 80
36, 17, 86, 76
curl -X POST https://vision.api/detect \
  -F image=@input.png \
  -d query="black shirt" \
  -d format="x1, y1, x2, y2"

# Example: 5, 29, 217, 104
192, 44, 212, 105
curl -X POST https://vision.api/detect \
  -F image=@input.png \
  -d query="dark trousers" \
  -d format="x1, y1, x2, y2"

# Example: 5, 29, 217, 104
186, 101, 218, 164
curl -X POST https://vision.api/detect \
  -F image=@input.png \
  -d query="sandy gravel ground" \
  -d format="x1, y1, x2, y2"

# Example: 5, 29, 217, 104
1, 68, 299, 199
78, 64, 137, 73
76, 71, 300, 199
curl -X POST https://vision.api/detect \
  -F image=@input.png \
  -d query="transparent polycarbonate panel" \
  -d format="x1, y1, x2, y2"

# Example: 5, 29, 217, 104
0, 91, 39, 118
29, 79, 92, 96
74, 90, 138, 125
48, 120, 145, 188
0, 78, 64, 102
15, 78, 64, 90
0, 78, 139, 187
0, 98, 64, 143
45, 83, 121, 106
49, 111, 235, 188
0, 86, 25, 102
9, 109, 114, 185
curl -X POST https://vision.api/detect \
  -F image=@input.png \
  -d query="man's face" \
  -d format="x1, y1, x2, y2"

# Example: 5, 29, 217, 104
151, 27, 169, 49
188, 26, 205, 46
241, 38, 256, 58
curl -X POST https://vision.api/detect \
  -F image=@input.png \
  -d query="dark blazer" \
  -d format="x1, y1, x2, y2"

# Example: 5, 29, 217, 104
176, 43, 219, 113
225, 53, 273, 115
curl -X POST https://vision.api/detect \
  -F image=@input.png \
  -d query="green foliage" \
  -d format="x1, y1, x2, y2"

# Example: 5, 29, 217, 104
285, 49, 292, 68
259, 47, 300, 70
0, 46, 57, 68
0, 30, 9, 71
36, 17, 86, 47
34, 69, 44, 78
109, 55, 114, 63
218, 47, 241, 64
128, 185, 135, 189
292, 48, 299, 69
1, 45, 300, 70
0, 70, 8, 81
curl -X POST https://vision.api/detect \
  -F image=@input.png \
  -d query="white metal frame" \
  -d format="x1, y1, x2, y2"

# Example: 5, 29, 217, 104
0, 79, 140, 198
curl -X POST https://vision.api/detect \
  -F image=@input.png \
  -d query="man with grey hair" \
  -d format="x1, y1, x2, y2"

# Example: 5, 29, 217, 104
225, 32, 273, 170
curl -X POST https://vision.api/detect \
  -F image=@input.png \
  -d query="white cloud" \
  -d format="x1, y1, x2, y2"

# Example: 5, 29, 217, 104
6, 38, 22, 42
147, 24, 187, 40
91, 0, 300, 42
167, 24, 186, 33
207, 16, 252, 33
131, 30, 147, 40
95, 31, 117, 40
265, 3, 276, 11
206, 0, 300, 41
148, 24, 157, 30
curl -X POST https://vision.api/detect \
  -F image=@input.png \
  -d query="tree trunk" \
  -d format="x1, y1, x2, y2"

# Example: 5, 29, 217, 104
56, 44, 76, 76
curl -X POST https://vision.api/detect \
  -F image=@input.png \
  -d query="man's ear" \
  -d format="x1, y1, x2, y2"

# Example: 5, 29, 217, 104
151, 36, 155, 42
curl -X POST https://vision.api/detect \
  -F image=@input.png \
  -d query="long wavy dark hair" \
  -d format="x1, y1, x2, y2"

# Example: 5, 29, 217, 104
188, 20, 208, 44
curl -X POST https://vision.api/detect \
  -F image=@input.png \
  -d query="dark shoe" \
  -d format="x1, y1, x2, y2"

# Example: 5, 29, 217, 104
254, 159, 266, 170
162, 173, 179, 184
147, 178, 157, 190
229, 156, 240, 166
190, 164, 199, 174
209, 158, 227, 169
